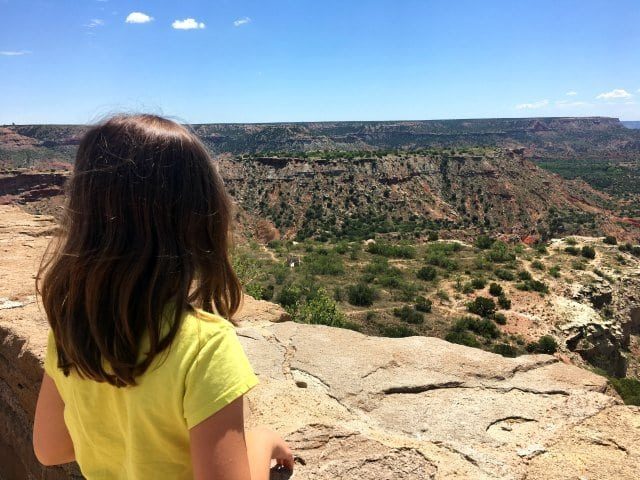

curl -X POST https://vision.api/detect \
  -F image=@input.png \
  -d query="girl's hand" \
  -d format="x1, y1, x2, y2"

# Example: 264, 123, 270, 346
247, 427, 294, 471
270, 432, 294, 471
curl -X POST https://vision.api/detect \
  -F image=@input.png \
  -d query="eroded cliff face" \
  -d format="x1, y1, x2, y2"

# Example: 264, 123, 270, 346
1, 206, 639, 480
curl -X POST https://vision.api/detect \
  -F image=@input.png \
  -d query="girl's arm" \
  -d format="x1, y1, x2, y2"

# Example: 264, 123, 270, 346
189, 396, 293, 480
33, 373, 76, 466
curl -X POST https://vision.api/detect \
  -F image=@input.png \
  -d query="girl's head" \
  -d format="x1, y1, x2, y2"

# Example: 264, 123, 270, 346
38, 114, 242, 386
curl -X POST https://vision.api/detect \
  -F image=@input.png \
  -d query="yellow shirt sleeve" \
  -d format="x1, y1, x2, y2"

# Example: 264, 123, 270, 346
44, 329, 57, 377
183, 325, 258, 429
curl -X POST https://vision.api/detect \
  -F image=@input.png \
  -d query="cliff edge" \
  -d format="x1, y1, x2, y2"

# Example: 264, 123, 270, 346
1, 205, 638, 479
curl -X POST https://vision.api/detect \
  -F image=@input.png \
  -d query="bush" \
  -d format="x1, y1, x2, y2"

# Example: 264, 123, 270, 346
493, 312, 507, 325
445, 331, 480, 347
426, 252, 458, 271
603, 235, 617, 245
516, 279, 549, 294
475, 235, 494, 249
293, 290, 346, 328
608, 377, 640, 406
495, 268, 515, 281
366, 242, 416, 259
303, 250, 345, 275
527, 335, 558, 354
471, 277, 487, 289
486, 241, 516, 263
417, 266, 437, 281
427, 230, 439, 241
565, 246, 580, 256
393, 305, 425, 324
415, 295, 433, 313
379, 324, 416, 338
549, 265, 561, 278
581, 245, 596, 259
467, 297, 497, 317
498, 295, 511, 310
276, 284, 302, 308
347, 283, 376, 306
492, 343, 517, 357
531, 260, 545, 271
518, 270, 533, 281
488, 282, 503, 296
333, 286, 344, 302
451, 316, 499, 339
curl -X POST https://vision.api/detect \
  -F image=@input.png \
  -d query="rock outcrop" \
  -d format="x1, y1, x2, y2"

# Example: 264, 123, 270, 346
1, 205, 639, 479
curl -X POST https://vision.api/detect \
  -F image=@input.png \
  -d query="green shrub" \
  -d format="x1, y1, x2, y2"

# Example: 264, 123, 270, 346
393, 305, 425, 324
426, 252, 458, 271
603, 235, 617, 245
436, 289, 450, 301
471, 277, 487, 289
366, 242, 416, 259
492, 343, 517, 357
333, 286, 344, 302
608, 377, 640, 406
565, 246, 580, 256
462, 282, 474, 294
292, 289, 346, 328
379, 324, 416, 338
445, 331, 480, 347
303, 250, 345, 275
452, 316, 499, 338
427, 231, 439, 241
475, 235, 494, 249
417, 266, 438, 281
518, 270, 533, 281
467, 297, 496, 317
489, 282, 503, 296
495, 268, 516, 281
549, 265, 561, 278
581, 245, 596, 259
276, 284, 302, 308
415, 295, 433, 313
347, 283, 376, 306
493, 312, 507, 325
498, 295, 511, 310
535, 243, 548, 254
486, 241, 516, 263
531, 260, 545, 271
536, 335, 558, 354
516, 279, 549, 294
565, 237, 577, 245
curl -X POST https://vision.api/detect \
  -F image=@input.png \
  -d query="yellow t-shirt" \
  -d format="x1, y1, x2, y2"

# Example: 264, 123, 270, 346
44, 306, 259, 479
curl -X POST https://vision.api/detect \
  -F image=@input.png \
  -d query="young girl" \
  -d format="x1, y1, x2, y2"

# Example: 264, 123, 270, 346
32, 114, 293, 479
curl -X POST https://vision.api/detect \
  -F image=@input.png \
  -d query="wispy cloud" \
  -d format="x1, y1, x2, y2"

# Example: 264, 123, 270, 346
566, 91, 577, 96
555, 100, 588, 107
233, 17, 251, 27
172, 18, 206, 30
596, 88, 632, 100
515, 99, 549, 110
0, 50, 31, 56
85, 18, 104, 28
125, 12, 153, 24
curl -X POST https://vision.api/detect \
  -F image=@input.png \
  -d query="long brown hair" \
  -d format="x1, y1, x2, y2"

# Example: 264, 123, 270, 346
37, 114, 242, 387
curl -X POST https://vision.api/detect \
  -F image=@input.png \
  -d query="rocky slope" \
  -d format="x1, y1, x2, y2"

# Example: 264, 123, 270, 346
1, 206, 639, 479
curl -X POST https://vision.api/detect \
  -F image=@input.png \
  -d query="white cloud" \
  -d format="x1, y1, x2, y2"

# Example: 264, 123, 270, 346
125, 12, 153, 24
233, 17, 251, 27
85, 19, 104, 28
172, 18, 206, 30
0, 50, 31, 56
566, 91, 577, 96
515, 99, 549, 110
596, 88, 632, 100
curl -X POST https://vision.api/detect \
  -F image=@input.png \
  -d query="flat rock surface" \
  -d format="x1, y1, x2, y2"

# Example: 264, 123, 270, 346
1, 205, 639, 479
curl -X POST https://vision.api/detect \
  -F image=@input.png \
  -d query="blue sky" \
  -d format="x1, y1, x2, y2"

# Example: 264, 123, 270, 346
1, 0, 639, 124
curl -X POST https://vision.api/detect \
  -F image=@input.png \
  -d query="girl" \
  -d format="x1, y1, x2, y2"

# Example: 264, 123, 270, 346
32, 114, 293, 479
